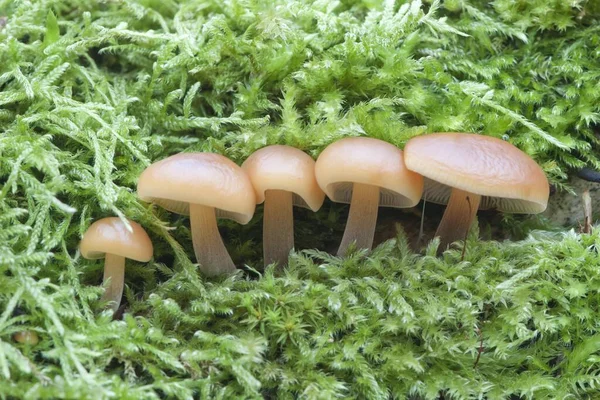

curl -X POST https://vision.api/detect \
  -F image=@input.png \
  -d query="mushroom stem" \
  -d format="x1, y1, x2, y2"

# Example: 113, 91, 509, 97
337, 183, 380, 256
263, 190, 294, 267
435, 188, 481, 252
101, 253, 125, 312
189, 203, 236, 276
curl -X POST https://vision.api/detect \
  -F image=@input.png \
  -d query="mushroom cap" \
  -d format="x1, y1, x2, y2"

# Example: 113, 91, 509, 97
14, 331, 39, 345
404, 133, 549, 213
137, 153, 256, 224
314, 137, 423, 208
241, 145, 325, 211
80, 217, 153, 262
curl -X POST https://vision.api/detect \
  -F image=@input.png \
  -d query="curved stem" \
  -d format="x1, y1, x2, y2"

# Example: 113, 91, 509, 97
101, 253, 125, 312
263, 190, 294, 268
435, 188, 481, 252
190, 203, 236, 276
337, 183, 380, 256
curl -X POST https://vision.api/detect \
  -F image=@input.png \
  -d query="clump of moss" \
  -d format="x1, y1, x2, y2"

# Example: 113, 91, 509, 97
1, 0, 600, 398
4, 225, 600, 398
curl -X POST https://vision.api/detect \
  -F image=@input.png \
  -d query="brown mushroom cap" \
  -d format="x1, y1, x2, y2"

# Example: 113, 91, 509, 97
14, 331, 39, 345
315, 137, 423, 207
80, 217, 153, 262
242, 145, 325, 211
404, 133, 549, 213
137, 153, 256, 224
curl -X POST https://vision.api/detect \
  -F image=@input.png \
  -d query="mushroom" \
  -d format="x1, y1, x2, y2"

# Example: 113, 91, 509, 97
315, 137, 423, 255
242, 145, 325, 267
137, 153, 255, 276
13, 331, 39, 345
404, 132, 549, 251
80, 217, 153, 312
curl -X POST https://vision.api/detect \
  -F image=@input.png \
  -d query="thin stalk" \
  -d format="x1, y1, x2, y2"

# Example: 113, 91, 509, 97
337, 183, 380, 256
417, 195, 427, 248
461, 195, 473, 261
435, 188, 481, 252
190, 203, 236, 276
101, 253, 125, 312
263, 190, 294, 267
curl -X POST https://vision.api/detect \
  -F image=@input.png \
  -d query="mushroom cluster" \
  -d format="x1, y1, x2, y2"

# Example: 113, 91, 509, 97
80, 133, 549, 311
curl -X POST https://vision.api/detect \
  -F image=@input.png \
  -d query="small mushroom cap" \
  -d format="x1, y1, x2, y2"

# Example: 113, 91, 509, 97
314, 137, 423, 208
241, 145, 325, 211
137, 153, 256, 224
404, 133, 549, 213
80, 217, 153, 262
14, 331, 39, 345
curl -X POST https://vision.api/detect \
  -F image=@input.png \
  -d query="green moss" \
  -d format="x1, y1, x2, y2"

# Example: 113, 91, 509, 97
4, 225, 600, 398
1, 0, 600, 398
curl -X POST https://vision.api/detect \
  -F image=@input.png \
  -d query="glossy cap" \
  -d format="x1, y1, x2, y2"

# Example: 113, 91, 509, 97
404, 133, 549, 213
14, 331, 39, 345
80, 217, 153, 261
137, 153, 256, 224
242, 145, 325, 211
315, 137, 423, 207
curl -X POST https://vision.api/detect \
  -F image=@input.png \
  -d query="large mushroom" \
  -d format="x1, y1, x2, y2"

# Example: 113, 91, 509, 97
315, 137, 423, 255
404, 132, 549, 251
80, 217, 153, 312
137, 153, 256, 276
242, 145, 325, 267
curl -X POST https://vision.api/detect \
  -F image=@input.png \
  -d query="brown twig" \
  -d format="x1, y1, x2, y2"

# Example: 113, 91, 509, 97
417, 195, 427, 248
473, 326, 483, 368
581, 189, 593, 234
461, 196, 472, 262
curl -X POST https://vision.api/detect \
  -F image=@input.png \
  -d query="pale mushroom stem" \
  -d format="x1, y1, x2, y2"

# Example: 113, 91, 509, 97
337, 183, 380, 256
263, 190, 294, 267
101, 253, 125, 312
189, 203, 237, 276
435, 188, 481, 252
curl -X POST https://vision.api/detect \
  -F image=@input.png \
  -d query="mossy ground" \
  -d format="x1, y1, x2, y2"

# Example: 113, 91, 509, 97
1, 0, 600, 399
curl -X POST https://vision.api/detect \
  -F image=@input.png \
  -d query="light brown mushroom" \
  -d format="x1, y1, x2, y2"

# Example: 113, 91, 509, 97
13, 331, 39, 345
242, 145, 325, 267
137, 153, 255, 276
315, 137, 423, 255
404, 132, 549, 251
80, 217, 153, 312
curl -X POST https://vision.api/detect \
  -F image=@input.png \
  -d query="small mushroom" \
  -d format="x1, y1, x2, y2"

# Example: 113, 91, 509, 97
315, 137, 423, 255
80, 217, 153, 312
137, 153, 255, 276
13, 331, 39, 345
404, 132, 549, 251
242, 145, 325, 267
